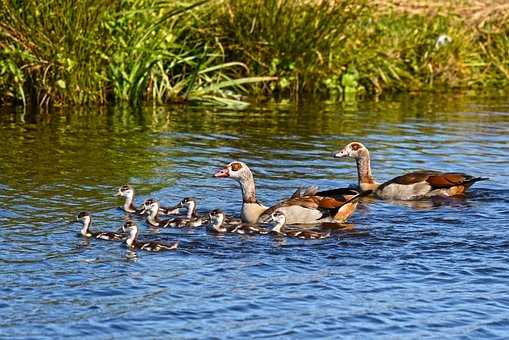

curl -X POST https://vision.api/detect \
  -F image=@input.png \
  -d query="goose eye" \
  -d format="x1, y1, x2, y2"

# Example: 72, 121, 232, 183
231, 162, 242, 171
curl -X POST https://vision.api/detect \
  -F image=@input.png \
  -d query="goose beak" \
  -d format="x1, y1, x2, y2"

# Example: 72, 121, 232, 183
332, 149, 347, 158
214, 168, 229, 178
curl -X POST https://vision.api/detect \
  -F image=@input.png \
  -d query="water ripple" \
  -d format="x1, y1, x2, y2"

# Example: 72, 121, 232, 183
0, 96, 508, 338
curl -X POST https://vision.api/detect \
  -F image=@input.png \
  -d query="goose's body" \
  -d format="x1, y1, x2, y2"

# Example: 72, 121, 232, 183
214, 161, 359, 225
333, 142, 488, 200
269, 211, 330, 239
259, 187, 360, 224
208, 209, 269, 235
123, 221, 178, 252
76, 212, 125, 241
144, 198, 207, 228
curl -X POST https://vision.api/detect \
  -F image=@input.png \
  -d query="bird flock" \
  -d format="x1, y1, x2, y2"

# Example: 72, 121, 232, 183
76, 142, 487, 252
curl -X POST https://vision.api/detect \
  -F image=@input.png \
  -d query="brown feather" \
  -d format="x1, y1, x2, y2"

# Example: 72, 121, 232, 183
427, 173, 471, 188
389, 171, 441, 185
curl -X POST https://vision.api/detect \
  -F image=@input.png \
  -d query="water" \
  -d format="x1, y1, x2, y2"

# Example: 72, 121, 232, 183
0, 94, 508, 338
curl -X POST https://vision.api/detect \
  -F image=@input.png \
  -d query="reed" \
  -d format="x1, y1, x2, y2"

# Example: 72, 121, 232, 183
0, 0, 508, 107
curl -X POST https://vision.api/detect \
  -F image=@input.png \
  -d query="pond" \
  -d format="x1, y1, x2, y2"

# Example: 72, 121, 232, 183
0, 93, 508, 338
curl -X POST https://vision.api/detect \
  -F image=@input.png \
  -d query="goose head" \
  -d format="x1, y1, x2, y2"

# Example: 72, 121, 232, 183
144, 199, 160, 217
76, 211, 92, 236
332, 142, 367, 159
122, 220, 139, 246
176, 197, 196, 210
77, 211, 91, 223
116, 184, 134, 199
142, 198, 156, 212
270, 210, 286, 233
271, 210, 286, 223
214, 161, 251, 182
208, 209, 225, 227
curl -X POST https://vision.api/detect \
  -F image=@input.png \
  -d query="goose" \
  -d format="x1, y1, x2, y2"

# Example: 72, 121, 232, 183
144, 199, 207, 228
333, 142, 488, 200
116, 185, 180, 215
269, 211, 330, 239
122, 221, 179, 252
214, 161, 268, 224
208, 209, 269, 235
214, 161, 360, 225
76, 212, 125, 241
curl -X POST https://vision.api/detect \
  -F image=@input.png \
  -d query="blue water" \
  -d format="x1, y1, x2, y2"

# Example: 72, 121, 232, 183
0, 95, 508, 338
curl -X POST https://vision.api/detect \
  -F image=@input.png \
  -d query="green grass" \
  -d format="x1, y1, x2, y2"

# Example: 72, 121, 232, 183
0, 0, 508, 108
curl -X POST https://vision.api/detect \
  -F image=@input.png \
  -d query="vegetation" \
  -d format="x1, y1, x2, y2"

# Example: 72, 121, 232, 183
0, 0, 508, 108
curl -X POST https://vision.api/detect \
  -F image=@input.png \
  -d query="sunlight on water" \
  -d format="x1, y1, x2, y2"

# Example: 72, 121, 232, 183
0, 93, 508, 338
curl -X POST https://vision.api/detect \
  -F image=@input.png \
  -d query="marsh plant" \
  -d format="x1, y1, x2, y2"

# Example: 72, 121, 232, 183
0, 0, 274, 108
1, 0, 508, 107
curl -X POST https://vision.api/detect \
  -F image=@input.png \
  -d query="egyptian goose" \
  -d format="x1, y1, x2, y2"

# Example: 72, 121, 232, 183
333, 142, 488, 200
214, 162, 268, 224
208, 209, 269, 234
76, 212, 125, 241
269, 211, 330, 239
122, 221, 179, 252
214, 161, 360, 224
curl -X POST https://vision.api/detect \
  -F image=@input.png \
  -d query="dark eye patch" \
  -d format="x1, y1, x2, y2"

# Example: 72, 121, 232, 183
351, 143, 362, 151
231, 162, 242, 171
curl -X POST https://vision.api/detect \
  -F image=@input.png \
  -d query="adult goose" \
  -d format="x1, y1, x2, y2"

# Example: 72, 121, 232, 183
333, 142, 488, 200
214, 161, 360, 224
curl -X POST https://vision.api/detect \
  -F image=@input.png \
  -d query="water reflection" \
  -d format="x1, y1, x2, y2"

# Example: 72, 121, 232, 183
0, 93, 508, 338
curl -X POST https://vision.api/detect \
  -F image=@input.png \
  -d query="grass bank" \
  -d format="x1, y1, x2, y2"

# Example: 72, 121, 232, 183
1, 0, 508, 108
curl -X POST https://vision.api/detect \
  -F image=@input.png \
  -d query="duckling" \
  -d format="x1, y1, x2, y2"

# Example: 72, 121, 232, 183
208, 209, 269, 235
115, 185, 144, 214
76, 212, 125, 241
142, 198, 180, 216
145, 199, 207, 228
116, 185, 180, 215
122, 221, 179, 252
269, 211, 330, 239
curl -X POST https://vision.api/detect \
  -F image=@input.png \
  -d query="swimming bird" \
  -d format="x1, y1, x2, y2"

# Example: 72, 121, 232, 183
208, 209, 269, 235
215, 161, 360, 224
115, 185, 145, 214
144, 199, 207, 228
332, 142, 488, 200
116, 185, 180, 215
76, 212, 125, 241
268, 211, 330, 239
122, 221, 178, 252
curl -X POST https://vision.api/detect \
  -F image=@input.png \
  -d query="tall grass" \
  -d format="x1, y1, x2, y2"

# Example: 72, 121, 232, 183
0, 0, 274, 108
211, 0, 368, 99
1, 0, 508, 107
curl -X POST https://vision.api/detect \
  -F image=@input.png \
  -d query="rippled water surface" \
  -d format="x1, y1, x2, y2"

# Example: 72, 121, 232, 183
1, 94, 509, 338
